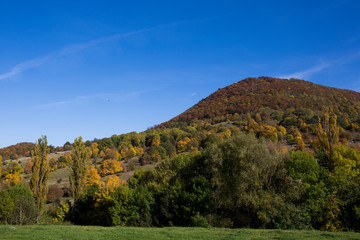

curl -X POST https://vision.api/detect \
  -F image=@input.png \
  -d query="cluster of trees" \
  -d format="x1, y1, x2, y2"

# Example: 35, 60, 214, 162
75, 124, 234, 167
50, 114, 360, 231
0, 136, 102, 224
1, 109, 360, 232
0, 137, 49, 224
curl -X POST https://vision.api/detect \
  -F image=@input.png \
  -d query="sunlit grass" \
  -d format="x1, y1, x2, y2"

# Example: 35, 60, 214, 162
0, 225, 359, 240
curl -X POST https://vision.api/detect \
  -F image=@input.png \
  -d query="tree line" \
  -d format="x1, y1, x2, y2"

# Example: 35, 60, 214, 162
62, 117, 360, 231
1, 113, 360, 232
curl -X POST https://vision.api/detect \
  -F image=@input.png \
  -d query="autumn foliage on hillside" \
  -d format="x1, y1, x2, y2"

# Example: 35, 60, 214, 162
0, 142, 35, 160
161, 77, 360, 137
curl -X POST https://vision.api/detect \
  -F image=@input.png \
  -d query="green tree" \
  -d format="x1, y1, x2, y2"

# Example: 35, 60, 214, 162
285, 150, 325, 229
70, 137, 88, 201
322, 145, 360, 231
209, 133, 292, 228
0, 183, 37, 225
30, 135, 51, 223
286, 151, 320, 184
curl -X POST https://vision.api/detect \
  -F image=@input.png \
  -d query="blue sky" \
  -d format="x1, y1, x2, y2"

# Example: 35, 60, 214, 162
1, 0, 360, 147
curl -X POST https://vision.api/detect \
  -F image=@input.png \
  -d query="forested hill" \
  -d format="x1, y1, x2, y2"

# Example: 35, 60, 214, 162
3, 77, 360, 159
0, 142, 59, 160
162, 77, 360, 129
0, 142, 35, 160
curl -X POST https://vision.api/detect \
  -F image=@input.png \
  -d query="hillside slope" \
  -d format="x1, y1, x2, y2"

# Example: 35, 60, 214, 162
162, 77, 360, 131
0, 142, 35, 160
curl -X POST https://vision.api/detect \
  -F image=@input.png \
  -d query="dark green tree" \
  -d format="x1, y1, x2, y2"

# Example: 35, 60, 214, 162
209, 133, 293, 228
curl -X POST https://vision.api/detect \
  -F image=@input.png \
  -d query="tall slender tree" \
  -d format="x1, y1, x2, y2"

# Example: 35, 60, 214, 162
30, 135, 51, 223
70, 136, 88, 201
0, 155, 2, 177
315, 112, 340, 159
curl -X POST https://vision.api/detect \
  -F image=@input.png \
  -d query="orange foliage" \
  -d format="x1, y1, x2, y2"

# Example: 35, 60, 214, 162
24, 160, 33, 174
105, 148, 120, 160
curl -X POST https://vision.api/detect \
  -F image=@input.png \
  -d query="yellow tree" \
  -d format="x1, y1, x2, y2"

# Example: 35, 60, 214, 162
99, 159, 123, 176
3, 161, 23, 186
52, 201, 70, 223
86, 165, 101, 186
69, 137, 88, 201
176, 137, 191, 152
30, 135, 51, 223
4, 172, 23, 186
315, 112, 339, 159
293, 129, 305, 151
91, 143, 99, 158
104, 176, 124, 194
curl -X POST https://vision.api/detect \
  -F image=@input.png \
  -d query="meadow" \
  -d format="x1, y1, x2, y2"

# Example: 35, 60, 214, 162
0, 225, 359, 240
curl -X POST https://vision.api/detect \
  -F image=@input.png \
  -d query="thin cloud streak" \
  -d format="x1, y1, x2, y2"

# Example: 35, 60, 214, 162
279, 62, 331, 80
29, 91, 145, 109
30, 94, 107, 109
0, 21, 189, 81
0, 56, 49, 80
279, 50, 360, 80
58, 21, 186, 56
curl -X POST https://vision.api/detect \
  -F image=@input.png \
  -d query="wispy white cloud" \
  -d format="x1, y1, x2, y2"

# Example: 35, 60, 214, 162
0, 21, 189, 81
58, 22, 185, 56
279, 50, 360, 80
278, 62, 331, 80
30, 91, 143, 109
0, 56, 49, 80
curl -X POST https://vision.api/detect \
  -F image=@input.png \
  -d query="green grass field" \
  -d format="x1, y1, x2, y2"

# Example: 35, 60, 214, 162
0, 225, 359, 240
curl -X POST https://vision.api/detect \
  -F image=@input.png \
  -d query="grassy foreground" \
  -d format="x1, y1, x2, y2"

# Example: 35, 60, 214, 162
0, 225, 359, 240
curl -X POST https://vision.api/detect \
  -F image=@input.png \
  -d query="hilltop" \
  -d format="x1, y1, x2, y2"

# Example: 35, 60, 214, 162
163, 77, 360, 130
